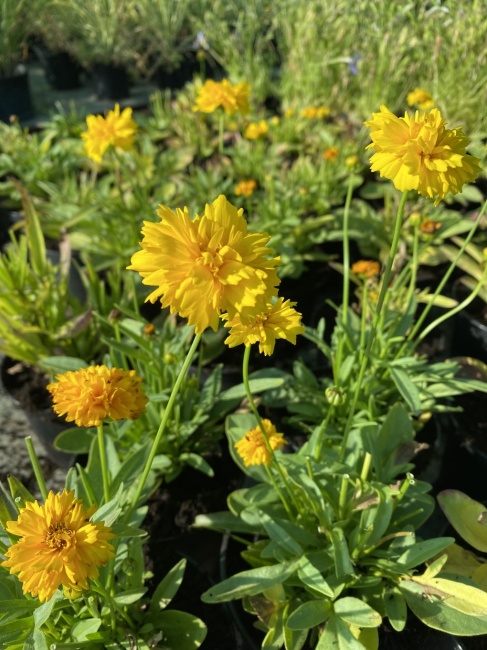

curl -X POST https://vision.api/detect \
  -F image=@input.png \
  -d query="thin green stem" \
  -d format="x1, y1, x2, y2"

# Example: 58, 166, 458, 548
339, 191, 409, 462
97, 424, 110, 504
127, 333, 202, 516
25, 437, 48, 500
360, 452, 372, 482
338, 473, 350, 520
312, 406, 334, 461
218, 112, 224, 154
359, 283, 368, 364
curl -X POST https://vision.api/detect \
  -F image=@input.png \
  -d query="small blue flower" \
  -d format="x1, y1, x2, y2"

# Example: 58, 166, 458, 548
349, 52, 362, 76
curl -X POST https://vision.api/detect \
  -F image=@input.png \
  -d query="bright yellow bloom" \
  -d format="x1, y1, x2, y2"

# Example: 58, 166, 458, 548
244, 121, 269, 139
301, 106, 330, 119
128, 195, 281, 334
235, 419, 287, 467
323, 146, 339, 161
407, 87, 435, 110
1, 490, 114, 602
47, 365, 149, 427
351, 260, 381, 278
284, 108, 295, 118
193, 79, 250, 116
365, 105, 481, 205
235, 179, 257, 197
81, 104, 137, 163
223, 297, 304, 356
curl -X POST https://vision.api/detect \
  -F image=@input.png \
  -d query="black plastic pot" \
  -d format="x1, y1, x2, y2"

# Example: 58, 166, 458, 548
91, 63, 130, 100
153, 54, 198, 90
0, 356, 75, 468
0, 65, 34, 123
33, 45, 83, 90
450, 310, 487, 364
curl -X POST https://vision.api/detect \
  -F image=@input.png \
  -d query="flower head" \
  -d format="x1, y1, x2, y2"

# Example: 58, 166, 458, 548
47, 365, 149, 427
364, 105, 481, 205
128, 195, 280, 334
2, 490, 114, 602
301, 106, 330, 119
235, 179, 257, 197
235, 419, 287, 467
323, 146, 339, 161
223, 297, 304, 356
419, 217, 441, 234
244, 121, 269, 139
193, 79, 250, 115
351, 260, 381, 278
407, 88, 434, 110
81, 104, 137, 163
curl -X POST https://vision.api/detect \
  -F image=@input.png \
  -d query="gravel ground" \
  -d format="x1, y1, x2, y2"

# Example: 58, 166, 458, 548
0, 356, 68, 501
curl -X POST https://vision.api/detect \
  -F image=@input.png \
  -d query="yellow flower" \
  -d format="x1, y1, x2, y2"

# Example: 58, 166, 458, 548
47, 365, 149, 427
235, 419, 287, 467
269, 116, 280, 126
284, 108, 295, 118
128, 195, 281, 334
244, 120, 269, 139
235, 179, 257, 196
323, 146, 339, 161
193, 79, 250, 115
301, 106, 330, 119
407, 87, 435, 110
222, 297, 304, 356
81, 104, 137, 163
345, 155, 359, 168
364, 105, 481, 205
351, 260, 381, 278
1, 490, 114, 602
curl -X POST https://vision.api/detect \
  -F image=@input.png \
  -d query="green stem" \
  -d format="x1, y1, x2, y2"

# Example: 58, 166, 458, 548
97, 424, 110, 504
360, 452, 372, 482
25, 437, 48, 500
359, 283, 368, 364
338, 473, 350, 520
312, 405, 334, 461
241, 346, 295, 516
127, 332, 202, 516
218, 112, 224, 154
339, 191, 409, 462
400, 201, 487, 355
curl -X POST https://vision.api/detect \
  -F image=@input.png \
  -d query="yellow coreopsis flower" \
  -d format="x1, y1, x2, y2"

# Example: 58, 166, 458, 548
364, 105, 481, 205
47, 365, 149, 427
323, 146, 339, 161
351, 260, 381, 278
235, 419, 287, 467
222, 297, 304, 356
81, 104, 138, 163
407, 87, 435, 110
128, 195, 281, 334
235, 179, 257, 196
193, 79, 250, 115
244, 120, 269, 139
1, 490, 114, 602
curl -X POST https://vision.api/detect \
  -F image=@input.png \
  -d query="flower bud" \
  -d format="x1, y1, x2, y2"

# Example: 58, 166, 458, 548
325, 385, 345, 406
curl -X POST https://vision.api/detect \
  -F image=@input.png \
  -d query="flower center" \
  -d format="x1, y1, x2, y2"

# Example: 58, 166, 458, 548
45, 523, 75, 550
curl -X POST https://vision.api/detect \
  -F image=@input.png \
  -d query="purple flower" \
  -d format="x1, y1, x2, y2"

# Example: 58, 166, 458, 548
349, 52, 362, 76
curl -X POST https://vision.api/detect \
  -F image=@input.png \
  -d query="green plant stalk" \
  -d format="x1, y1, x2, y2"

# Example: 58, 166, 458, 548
25, 437, 48, 501
97, 424, 110, 504
400, 200, 487, 354
338, 473, 350, 520
334, 174, 355, 378
339, 190, 409, 462
128, 332, 202, 516
218, 112, 224, 154
242, 345, 296, 516
313, 404, 334, 461
417, 263, 487, 342
359, 282, 368, 364
360, 452, 372, 482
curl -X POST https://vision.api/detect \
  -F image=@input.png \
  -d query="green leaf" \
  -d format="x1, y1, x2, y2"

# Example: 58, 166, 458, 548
389, 367, 422, 415
192, 511, 257, 534
259, 510, 303, 556
438, 490, 487, 553
315, 613, 365, 650
71, 618, 102, 642
330, 528, 355, 579
383, 587, 407, 632
220, 369, 289, 400
38, 356, 88, 374
179, 453, 214, 477
150, 559, 186, 612
297, 556, 334, 597
397, 537, 455, 570
54, 428, 94, 454
113, 588, 147, 605
334, 597, 381, 628
149, 610, 207, 650
201, 560, 299, 603
286, 600, 331, 630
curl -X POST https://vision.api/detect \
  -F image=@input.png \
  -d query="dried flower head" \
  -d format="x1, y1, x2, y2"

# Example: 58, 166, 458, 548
1, 490, 114, 602
128, 195, 280, 334
419, 217, 442, 234
235, 419, 287, 467
244, 121, 269, 139
193, 79, 250, 115
351, 260, 381, 278
235, 179, 257, 197
223, 297, 304, 356
81, 104, 137, 163
323, 146, 339, 161
364, 105, 481, 205
407, 88, 434, 110
47, 365, 149, 427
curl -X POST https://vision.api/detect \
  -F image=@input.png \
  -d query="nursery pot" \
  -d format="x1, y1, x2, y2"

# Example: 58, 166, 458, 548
153, 54, 198, 91
0, 356, 75, 468
33, 45, 83, 91
91, 63, 130, 100
0, 65, 34, 123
